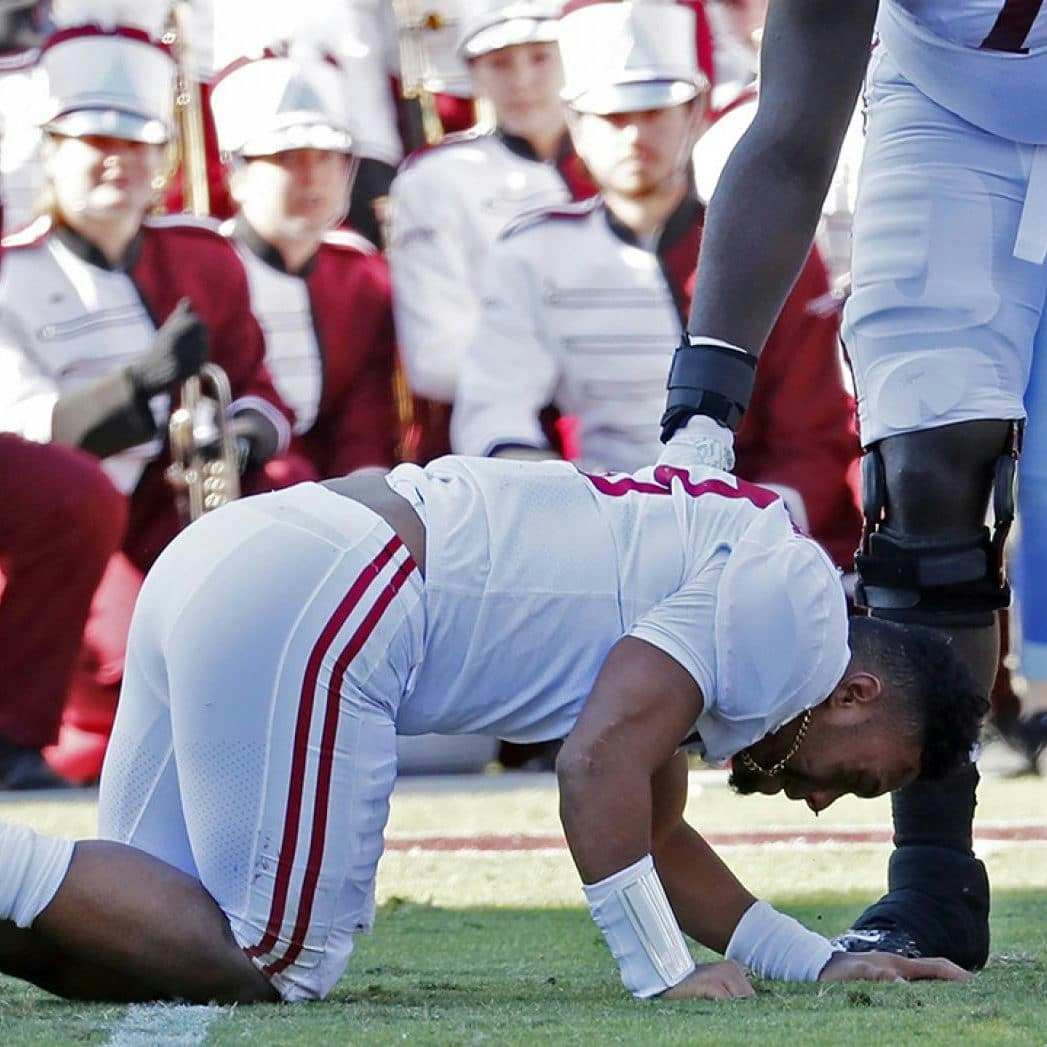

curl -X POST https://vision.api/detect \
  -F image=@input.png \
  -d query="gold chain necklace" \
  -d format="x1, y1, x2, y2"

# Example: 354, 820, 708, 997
736, 707, 813, 777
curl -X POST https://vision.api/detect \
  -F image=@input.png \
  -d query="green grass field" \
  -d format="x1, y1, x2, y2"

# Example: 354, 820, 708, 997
1, 765, 1045, 1045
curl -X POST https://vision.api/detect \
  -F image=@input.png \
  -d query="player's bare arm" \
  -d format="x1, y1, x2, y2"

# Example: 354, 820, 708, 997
649, 751, 758, 953
685, 0, 879, 355
660, 0, 879, 445
644, 722, 968, 992
558, 637, 705, 884
557, 636, 756, 1000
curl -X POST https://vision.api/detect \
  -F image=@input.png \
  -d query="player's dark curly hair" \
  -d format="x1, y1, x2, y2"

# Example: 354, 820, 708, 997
848, 616, 989, 779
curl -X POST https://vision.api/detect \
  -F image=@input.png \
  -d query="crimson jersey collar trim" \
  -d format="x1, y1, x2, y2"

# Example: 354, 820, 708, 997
53, 222, 143, 272
233, 213, 319, 277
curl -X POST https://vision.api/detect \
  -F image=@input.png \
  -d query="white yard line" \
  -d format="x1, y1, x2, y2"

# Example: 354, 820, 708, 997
103, 1004, 223, 1047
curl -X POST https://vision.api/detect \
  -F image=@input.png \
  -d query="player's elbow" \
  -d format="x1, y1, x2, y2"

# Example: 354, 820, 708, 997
556, 735, 616, 809
555, 736, 591, 797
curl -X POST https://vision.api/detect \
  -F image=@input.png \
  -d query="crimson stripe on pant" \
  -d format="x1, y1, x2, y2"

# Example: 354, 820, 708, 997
244, 534, 406, 964
263, 551, 419, 977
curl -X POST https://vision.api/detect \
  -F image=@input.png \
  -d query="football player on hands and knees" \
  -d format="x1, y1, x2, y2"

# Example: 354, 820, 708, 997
0, 451, 977, 1004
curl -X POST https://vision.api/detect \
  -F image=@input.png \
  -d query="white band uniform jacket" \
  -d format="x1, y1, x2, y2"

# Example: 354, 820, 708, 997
388, 127, 594, 406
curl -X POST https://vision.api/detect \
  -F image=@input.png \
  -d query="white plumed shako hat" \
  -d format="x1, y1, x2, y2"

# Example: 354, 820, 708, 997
38, 25, 175, 144
559, 0, 708, 116
210, 50, 353, 158
457, 0, 561, 60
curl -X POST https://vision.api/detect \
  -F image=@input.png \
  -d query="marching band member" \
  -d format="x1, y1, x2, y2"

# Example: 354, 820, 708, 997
176, 0, 408, 242
210, 48, 400, 480
387, 0, 596, 462
0, 11, 299, 783
452, 0, 861, 572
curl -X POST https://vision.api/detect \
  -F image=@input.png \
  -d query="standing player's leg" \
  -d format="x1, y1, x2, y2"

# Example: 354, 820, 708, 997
837, 46, 1047, 967
843, 421, 1010, 966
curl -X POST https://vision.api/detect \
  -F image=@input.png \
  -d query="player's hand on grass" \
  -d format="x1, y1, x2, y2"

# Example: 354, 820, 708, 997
819, 952, 971, 984
660, 960, 756, 1000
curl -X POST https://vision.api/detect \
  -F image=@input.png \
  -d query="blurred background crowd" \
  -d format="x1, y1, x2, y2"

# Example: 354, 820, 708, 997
0, 0, 1042, 790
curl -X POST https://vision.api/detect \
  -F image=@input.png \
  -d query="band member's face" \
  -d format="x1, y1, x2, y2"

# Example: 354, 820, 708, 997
570, 99, 706, 199
469, 41, 565, 143
238, 148, 352, 242
47, 134, 164, 222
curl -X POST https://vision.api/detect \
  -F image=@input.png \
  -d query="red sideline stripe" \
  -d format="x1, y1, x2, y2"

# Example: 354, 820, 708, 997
245, 535, 405, 963
382, 823, 1047, 851
265, 552, 418, 977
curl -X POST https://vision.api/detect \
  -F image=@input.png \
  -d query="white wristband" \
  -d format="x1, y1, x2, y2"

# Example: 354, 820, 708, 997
583, 854, 696, 998
725, 899, 842, 981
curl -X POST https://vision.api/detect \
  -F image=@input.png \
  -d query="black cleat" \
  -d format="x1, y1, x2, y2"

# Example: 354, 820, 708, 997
845, 846, 990, 970
831, 927, 922, 958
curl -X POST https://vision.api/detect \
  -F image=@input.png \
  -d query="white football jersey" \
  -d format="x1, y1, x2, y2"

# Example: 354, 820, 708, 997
388, 456, 849, 763
893, 0, 1047, 50
880, 0, 1047, 143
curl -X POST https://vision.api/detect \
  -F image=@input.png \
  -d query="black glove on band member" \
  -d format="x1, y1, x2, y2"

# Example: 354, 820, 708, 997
52, 369, 158, 458
128, 297, 209, 400
52, 299, 210, 459
227, 409, 281, 472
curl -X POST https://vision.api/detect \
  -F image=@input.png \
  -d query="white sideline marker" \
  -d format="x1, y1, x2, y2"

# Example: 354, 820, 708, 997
104, 1004, 222, 1047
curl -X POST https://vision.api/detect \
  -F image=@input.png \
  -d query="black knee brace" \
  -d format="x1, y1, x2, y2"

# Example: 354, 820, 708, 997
854, 426, 1022, 627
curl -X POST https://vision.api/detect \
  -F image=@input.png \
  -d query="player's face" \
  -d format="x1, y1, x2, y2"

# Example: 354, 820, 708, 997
46, 134, 165, 223
469, 41, 565, 144
570, 100, 706, 199
729, 726, 923, 813
238, 148, 352, 243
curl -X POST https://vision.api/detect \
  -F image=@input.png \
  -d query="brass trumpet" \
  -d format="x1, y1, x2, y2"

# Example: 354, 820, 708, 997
166, 363, 242, 523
